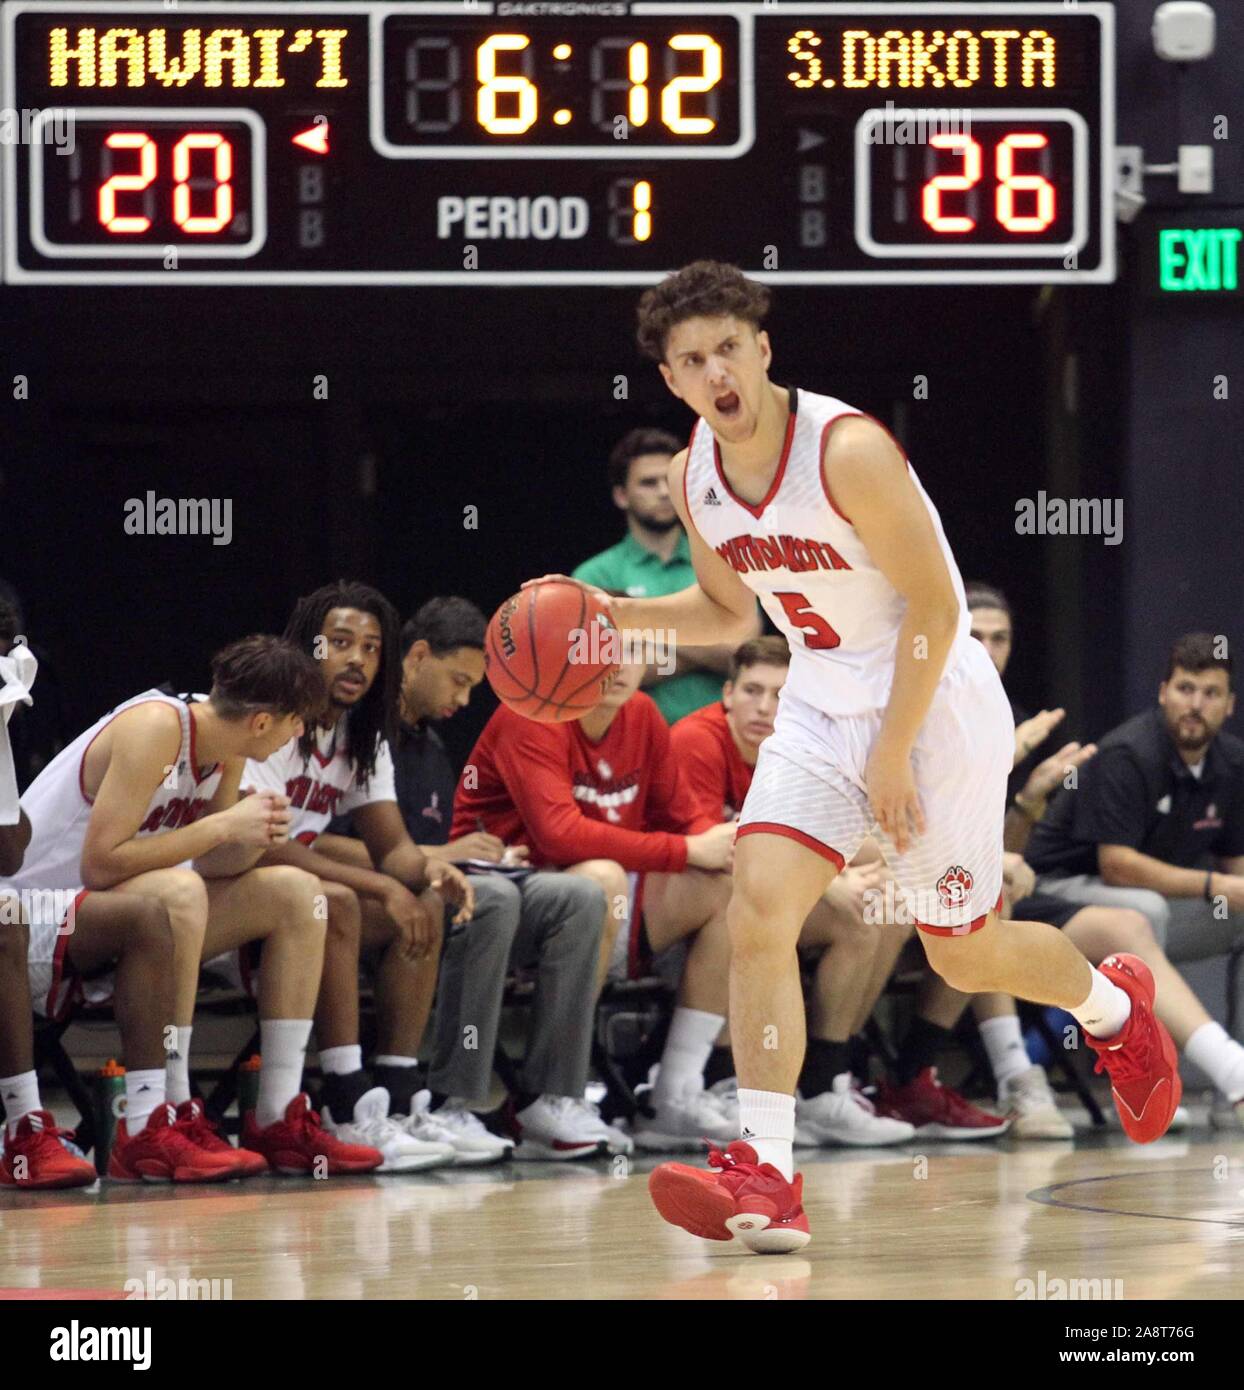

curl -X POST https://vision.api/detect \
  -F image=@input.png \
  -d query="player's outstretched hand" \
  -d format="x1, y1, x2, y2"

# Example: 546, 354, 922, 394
426, 856, 475, 925
865, 740, 925, 855
1020, 739, 1098, 808
1014, 707, 1065, 767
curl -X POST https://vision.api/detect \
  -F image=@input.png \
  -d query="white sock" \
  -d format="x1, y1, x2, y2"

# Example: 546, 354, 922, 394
1185, 1022, 1244, 1103
125, 1069, 165, 1133
257, 1019, 313, 1128
319, 1044, 363, 1076
653, 1008, 726, 1106
1, 1070, 41, 1137
164, 1025, 193, 1106
979, 1014, 1032, 1093
1069, 967, 1132, 1040
737, 1087, 795, 1181
373, 1054, 419, 1069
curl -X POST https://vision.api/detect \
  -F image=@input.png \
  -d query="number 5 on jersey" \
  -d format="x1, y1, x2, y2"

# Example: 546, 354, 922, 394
774, 591, 841, 650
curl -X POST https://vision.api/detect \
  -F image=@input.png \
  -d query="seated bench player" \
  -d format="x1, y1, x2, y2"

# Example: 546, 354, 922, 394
5, 634, 382, 1179
454, 646, 757, 1152
240, 582, 473, 1170
321, 597, 607, 1163
671, 634, 914, 1148
0, 625, 98, 1187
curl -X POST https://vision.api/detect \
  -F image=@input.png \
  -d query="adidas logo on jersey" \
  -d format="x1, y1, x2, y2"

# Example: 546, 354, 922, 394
702, 487, 722, 506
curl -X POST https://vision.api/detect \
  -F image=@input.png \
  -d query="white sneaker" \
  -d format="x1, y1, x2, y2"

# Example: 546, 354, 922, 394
567, 1097, 634, 1156
706, 1077, 739, 1129
323, 1087, 454, 1173
633, 1088, 739, 1153
795, 1074, 915, 1148
1000, 1065, 1074, 1140
509, 1095, 607, 1161
1167, 1104, 1191, 1133
403, 1092, 513, 1166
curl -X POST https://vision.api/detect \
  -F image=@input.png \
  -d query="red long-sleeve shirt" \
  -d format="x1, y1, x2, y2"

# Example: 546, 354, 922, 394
669, 701, 755, 823
452, 691, 717, 872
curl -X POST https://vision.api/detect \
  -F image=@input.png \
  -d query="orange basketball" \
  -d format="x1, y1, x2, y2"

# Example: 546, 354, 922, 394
485, 580, 619, 722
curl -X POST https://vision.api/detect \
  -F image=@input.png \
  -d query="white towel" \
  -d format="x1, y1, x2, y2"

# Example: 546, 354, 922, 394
0, 644, 38, 825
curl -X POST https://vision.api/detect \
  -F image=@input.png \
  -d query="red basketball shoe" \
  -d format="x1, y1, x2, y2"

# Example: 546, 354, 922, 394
1084, 954, 1181, 1143
175, 1099, 268, 1178
874, 1067, 1011, 1140
0, 1111, 97, 1189
648, 1141, 811, 1254
242, 1093, 383, 1175
109, 1103, 240, 1183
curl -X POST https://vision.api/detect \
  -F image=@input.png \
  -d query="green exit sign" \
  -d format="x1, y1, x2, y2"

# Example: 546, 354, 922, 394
1158, 227, 1242, 292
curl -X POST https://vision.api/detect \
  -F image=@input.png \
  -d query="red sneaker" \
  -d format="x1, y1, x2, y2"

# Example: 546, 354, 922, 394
175, 1099, 268, 1178
108, 1103, 240, 1183
1085, 954, 1181, 1144
0, 1111, 97, 1189
242, 1093, 383, 1175
648, 1141, 811, 1254
874, 1067, 1011, 1139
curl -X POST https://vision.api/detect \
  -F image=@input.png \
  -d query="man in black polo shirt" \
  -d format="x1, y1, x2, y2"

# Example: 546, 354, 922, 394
1028, 633, 1244, 934
386, 597, 627, 1161
1027, 633, 1244, 1122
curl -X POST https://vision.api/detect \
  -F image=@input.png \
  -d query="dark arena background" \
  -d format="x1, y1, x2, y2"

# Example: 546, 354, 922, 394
0, 0, 1242, 1336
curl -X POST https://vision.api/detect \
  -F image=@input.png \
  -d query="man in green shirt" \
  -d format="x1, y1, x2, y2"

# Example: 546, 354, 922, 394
574, 427, 759, 724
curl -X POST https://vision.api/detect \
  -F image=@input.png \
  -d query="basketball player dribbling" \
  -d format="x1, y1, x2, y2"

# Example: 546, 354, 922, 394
531, 261, 1181, 1254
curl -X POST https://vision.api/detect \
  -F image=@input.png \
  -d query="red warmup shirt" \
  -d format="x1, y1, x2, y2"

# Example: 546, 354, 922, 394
670, 701, 755, 823
452, 691, 717, 872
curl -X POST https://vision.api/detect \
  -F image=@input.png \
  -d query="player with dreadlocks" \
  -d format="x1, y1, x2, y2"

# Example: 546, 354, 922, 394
240, 581, 476, 1170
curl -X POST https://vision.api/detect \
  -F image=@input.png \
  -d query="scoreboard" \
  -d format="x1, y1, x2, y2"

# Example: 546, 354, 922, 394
0, 1, 1116, 284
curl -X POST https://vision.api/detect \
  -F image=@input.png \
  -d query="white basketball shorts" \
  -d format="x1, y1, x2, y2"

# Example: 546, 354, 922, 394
736, 639, 1013, 934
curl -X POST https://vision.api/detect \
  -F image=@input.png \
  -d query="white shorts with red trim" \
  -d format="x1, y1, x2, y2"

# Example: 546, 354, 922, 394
21, 886, 94, 1019
736, 639, 1012, 935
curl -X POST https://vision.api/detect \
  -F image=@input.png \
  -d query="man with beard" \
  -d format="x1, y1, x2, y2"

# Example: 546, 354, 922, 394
573, 428, 758, 723
1027, 632, 1244, 1120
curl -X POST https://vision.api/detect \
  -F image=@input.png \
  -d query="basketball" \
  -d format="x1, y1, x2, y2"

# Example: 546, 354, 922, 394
485, 580, 619, 722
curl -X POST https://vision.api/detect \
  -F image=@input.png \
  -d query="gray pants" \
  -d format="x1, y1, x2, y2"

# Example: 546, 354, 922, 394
428, 872, 605, 1104
1036, 871, 1244, 1028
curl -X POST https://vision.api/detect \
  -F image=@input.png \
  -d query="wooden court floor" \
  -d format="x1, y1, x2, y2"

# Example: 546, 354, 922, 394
3, 1108, 1244, 1300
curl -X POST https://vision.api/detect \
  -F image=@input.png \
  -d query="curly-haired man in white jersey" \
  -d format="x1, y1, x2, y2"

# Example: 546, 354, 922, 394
531, 261, 1181, 1254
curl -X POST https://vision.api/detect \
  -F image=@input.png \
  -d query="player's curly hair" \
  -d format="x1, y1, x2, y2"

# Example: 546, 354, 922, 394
635, 260, 771, 363
284, 580, 401, 787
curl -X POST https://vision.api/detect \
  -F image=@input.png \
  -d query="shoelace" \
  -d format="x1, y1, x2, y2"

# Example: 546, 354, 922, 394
705, 1144, 768, 1195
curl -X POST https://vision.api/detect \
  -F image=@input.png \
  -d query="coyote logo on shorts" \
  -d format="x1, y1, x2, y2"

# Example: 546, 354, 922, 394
936, 865, 974, 909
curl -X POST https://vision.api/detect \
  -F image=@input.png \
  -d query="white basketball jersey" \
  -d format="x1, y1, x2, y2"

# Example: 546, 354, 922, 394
242, 718, 396, 844
685, 386, 972, 716
8, 690, 223, 892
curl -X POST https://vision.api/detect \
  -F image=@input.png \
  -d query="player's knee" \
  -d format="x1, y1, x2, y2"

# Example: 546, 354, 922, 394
126, 895, 173, 959
571, 860, 629, 926
259, 866, 326, 937
321, 880, 361, 948
157, 867, 209, 926
1112, 908, 1155, 954
923, 931, 998, 992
